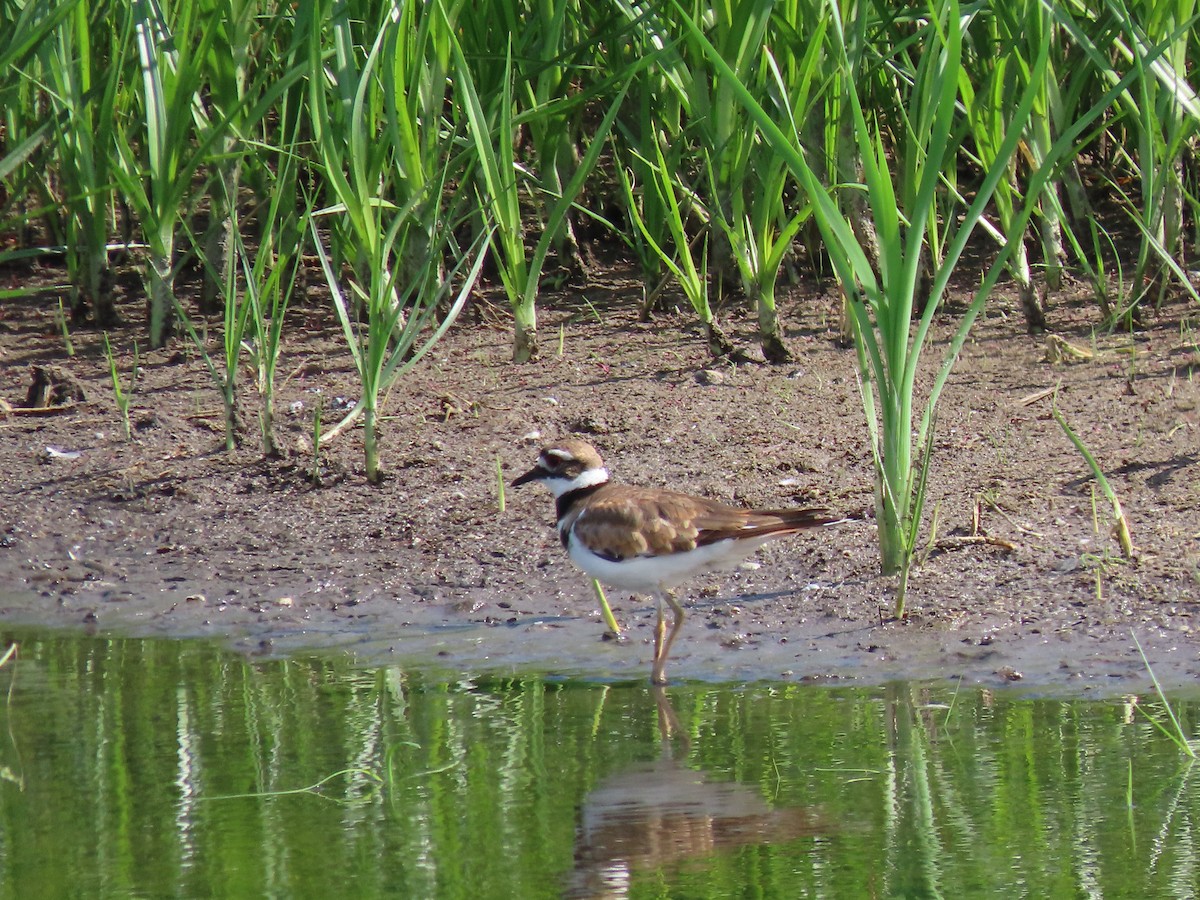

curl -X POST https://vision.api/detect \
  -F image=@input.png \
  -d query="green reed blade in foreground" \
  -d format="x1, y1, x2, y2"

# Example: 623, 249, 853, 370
101, 331, 133, 441
1131, 632, 1197, 757
1051, 398, 1135, 557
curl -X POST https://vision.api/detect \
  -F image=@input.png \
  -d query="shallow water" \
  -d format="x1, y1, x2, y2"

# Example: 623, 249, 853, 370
1, 630, 1198, 898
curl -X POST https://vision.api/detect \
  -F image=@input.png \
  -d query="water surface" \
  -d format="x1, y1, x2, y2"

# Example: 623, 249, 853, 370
0, 631, 1197, 898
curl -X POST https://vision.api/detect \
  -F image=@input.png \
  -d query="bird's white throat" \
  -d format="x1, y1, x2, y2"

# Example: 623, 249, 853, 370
545, 465, 609, 498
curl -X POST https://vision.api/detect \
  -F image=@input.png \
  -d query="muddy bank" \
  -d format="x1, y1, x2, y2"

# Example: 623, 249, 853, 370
2, 278, 1198, 696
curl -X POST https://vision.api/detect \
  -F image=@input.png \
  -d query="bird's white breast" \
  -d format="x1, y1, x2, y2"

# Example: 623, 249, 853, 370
564, 527, 767, 591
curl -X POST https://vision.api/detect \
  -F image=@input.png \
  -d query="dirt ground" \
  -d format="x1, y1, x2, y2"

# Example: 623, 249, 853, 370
1, 260, 1198, 696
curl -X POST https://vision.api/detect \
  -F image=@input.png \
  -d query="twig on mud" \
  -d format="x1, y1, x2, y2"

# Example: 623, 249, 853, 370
930, 534, 1019, 554
979, 495, 1045, 538
1016, 386, 1058, 407
318, 399, 365, 448
0, 402, 81, 417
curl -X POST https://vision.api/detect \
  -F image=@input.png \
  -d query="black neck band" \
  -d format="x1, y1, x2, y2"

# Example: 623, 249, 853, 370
556, 483, 604, 521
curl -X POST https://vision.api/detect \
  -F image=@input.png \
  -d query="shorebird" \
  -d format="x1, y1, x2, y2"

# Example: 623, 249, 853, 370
512, 439, 840, 684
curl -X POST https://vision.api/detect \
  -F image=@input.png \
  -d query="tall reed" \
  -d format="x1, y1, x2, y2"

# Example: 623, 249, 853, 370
39, 0, 122, 324
675, 0, 1051, 612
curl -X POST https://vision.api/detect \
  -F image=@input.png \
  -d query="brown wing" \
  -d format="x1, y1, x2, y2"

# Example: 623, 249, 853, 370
724, 506, 841, 540
572, 486, 837, 559
572, 486, 708, 559
692, 502, 838, 545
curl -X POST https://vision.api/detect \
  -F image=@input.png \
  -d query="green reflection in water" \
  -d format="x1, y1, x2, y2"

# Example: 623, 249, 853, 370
0, 632, 1197, 898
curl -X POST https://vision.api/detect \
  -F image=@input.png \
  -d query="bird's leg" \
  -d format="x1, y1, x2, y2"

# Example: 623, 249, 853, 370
651, 589, 684, 686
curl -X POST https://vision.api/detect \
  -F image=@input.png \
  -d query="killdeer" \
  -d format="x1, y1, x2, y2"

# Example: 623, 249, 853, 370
512, 439, 840, 684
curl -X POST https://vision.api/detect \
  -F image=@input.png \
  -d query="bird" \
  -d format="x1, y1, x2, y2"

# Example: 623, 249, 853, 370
511, 438, 841, 684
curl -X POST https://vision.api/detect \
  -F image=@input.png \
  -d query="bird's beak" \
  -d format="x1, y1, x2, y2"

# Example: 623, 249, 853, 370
510, 466, 543, 488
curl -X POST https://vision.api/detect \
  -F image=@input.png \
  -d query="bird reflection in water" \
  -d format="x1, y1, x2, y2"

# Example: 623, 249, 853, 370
564, 688, 825, 899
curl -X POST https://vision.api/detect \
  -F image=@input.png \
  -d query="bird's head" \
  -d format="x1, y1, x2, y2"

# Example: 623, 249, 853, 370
511, 439, 610, 498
